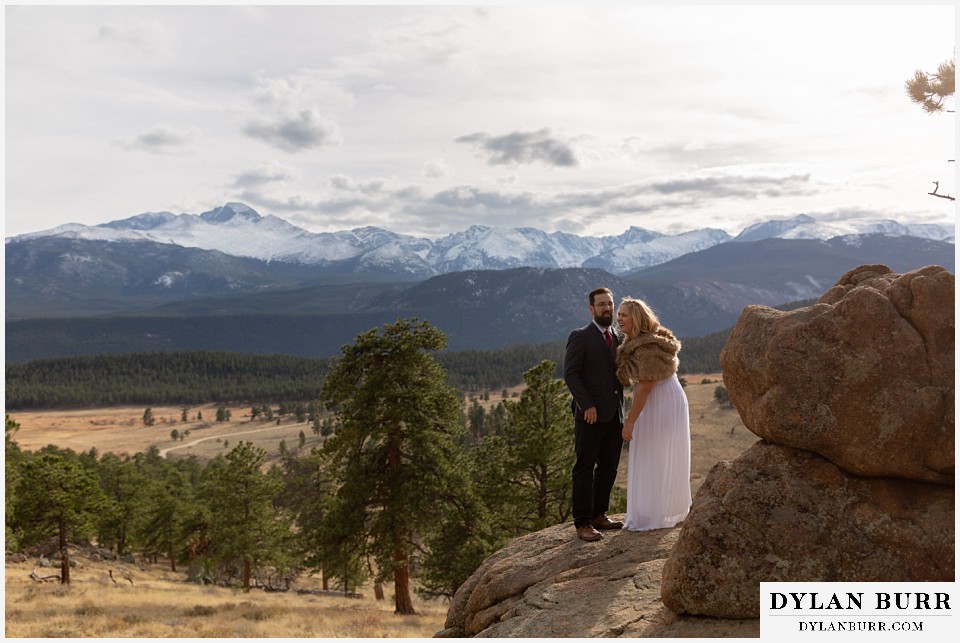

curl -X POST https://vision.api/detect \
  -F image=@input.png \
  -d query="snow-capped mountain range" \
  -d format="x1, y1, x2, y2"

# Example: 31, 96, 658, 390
8, 203, 955, 277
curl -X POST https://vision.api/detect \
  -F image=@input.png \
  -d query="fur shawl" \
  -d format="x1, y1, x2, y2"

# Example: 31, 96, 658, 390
616, 328, 681, 386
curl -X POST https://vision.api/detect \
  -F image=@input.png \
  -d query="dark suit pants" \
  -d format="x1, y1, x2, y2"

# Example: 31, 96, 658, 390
572, 418, 623, 528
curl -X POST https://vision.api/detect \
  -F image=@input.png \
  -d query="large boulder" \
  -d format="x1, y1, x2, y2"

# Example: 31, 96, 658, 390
662, 264, 955, 619
718, 264, 954, 484
661, 442, 955, 618
437, 520, 758, 638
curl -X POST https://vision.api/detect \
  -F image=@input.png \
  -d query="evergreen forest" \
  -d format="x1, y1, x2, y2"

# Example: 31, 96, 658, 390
5, 332, 728, 410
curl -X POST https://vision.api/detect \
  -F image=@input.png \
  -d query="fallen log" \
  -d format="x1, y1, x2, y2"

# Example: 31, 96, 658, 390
29, 567, 61, 583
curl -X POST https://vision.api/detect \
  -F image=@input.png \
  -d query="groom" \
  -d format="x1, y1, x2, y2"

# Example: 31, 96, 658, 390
563, 287, 625, 542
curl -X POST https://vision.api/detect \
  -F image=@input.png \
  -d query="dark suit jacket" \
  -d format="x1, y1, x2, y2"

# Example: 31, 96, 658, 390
563, 323, 625, 424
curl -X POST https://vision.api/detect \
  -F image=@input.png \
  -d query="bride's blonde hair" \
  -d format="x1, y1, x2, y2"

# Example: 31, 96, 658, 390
619, 297, 661, 337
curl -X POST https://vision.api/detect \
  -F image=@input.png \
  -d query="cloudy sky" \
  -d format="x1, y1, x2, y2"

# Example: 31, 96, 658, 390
5, 3, 956, 240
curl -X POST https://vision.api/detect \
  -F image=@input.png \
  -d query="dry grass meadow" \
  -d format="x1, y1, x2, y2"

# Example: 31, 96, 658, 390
8, 402, 332, 464
5, 374, 757, 637
4, 563, 448, 638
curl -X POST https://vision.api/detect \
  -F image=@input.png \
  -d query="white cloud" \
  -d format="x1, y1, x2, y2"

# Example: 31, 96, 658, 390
251, 74, 303, 108
118, 125, 199, 153
96, 18, 175, 56
243, 107, 343, 153
422, 158, 455, 180
456, 129, 579, 167
231, 162, 300, 188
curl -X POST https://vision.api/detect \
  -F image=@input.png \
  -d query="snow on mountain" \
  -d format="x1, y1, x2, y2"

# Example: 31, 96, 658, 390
101, 211, 179, 230
734, 213, 875, 241
346, 241, 436, 278
861, 219, 955, 242
277, 227, 433, 267
199, 202, 262, 224
734, 213, 955, 243
427, 225, 604, 272
9, 222, 100, 242
135, 203, 316, 262
586, 227, 732, 273
7, 204, 954, 276
734, 214, 821, 241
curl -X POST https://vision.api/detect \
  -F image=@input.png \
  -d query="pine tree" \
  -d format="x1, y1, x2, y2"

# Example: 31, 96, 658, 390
319, 319, 467, 614
906, 57, 955, 114
12, 453, 107, 584
95, 453, 148, 557
275, 449, 336, 588
714, 385, 731, 408
294, 402, 307, 424
415, 441, 500, 599
201, 441, 290, 591
5, 415, 24, 550
137, 464, 193, 572
500, 360, 576, 528
467, 400, 486, 444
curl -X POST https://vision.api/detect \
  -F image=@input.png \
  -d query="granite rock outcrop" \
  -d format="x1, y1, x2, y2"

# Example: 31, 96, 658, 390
436, 520, 758, 638
717, 264, 953, 483
661, 264, 955, 618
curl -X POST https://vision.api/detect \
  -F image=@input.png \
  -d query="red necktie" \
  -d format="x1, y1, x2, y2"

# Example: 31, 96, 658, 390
604, 329, 612, 347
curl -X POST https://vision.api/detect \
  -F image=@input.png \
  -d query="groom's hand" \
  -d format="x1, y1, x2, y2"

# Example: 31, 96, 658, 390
584, 407, 598, 424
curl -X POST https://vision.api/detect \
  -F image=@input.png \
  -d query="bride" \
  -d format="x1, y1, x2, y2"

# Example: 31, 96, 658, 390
615, 297, 691, 531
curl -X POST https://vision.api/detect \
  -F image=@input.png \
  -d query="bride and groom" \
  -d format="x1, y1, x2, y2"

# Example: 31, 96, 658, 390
563, 287, 691, 542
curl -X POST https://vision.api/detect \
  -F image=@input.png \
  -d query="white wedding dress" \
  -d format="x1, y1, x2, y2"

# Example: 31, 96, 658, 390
624, 373, 691, 531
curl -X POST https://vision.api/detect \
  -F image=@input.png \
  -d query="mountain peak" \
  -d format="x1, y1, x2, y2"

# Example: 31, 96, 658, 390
621, 226, 663, 243
734, 213, 818, 242
199, 203, 263, 224
100, 211, 178, 231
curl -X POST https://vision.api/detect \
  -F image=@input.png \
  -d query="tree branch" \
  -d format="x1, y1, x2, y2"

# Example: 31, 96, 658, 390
928, 181, 956, 201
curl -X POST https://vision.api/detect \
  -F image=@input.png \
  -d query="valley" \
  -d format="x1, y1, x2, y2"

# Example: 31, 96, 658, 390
7, 375, 756, 494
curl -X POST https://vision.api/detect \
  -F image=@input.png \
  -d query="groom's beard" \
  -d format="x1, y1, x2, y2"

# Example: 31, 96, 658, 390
594, 311, 613, 327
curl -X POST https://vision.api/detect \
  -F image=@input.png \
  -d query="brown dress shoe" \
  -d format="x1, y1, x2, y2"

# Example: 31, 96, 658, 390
591, 514, 624, 530
576, 524, 603, 542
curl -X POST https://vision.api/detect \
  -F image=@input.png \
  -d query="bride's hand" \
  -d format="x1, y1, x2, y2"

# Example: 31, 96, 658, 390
622, 427, 633, 441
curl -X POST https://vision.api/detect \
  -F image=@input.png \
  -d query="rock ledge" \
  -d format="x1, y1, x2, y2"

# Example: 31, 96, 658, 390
437, 519, 758, 638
